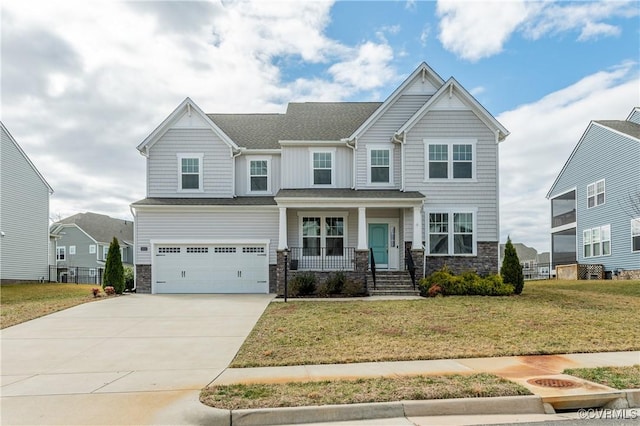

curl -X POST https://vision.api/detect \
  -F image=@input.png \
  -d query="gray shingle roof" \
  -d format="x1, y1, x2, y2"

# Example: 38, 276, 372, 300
131, 197, 277, 206
275, 189, 425, 199
207, 102, 381, 149
595, 120, 640, 140
53, 212, 133, 245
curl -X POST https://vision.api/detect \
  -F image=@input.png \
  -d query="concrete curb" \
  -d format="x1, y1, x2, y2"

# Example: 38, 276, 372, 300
626, 389, 640, 408
199, 395, 548, 426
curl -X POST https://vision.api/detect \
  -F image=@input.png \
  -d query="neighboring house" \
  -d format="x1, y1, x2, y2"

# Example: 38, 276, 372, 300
49, 212, 134, 283
0, 122, 53, 283
132, 62, 509, 294
499, 243, 550, 280
547, 107, 640, 279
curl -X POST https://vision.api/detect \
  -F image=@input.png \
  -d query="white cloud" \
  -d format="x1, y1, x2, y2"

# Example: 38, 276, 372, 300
498, 62, 639, 252
437, 0, 638, 61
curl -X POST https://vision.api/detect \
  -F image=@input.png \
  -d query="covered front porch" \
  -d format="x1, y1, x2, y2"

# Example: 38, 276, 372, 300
273, 189, 426, 294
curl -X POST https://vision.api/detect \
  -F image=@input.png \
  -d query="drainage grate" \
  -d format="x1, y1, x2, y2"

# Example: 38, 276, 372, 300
527, 378, 580, 388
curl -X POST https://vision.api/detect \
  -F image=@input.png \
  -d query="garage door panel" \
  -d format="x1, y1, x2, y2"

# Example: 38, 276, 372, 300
153, 243, 268, 294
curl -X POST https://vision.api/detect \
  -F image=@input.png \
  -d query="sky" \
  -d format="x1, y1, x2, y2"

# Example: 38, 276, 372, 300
2, 0, 639, 254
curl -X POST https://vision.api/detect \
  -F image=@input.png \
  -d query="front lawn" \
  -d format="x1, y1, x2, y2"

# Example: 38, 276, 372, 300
201, 373, 531, 409
0, 283, 103, 328
564, 365, 640, 390
232, 280, 640, 367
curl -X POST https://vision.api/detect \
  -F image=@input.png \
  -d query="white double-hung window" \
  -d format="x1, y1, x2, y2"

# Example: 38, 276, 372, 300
583, 225, 611, 258
425, 139, 476, 180
56, 246, 66, 261
301, 214, 346, 257
587, 179, 605, 208
248, 157, 270, 193
177, 153, 204, 191
368, 148, 392, 184
632, 218, 640, 253
311, 150, 334, 186
427, 210, 476, 255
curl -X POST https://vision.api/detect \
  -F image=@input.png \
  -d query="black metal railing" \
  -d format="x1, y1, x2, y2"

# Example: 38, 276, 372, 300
49, 266, 103, 284
521, 262, 552, 280
289, 247, 355, 271
405, 248, 416, 290
370, 248, 377, 289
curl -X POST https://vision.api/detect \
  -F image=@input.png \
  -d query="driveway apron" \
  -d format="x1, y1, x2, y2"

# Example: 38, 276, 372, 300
0, 293, 274, 425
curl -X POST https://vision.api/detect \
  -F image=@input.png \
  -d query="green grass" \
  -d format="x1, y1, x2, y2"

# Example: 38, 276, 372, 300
200, 373, 531, 410
564, 365, 640, 389
0, 283, 104, 328
232, 280, 640, 367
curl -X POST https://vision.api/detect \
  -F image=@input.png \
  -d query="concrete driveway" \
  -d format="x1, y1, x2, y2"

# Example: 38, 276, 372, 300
0, 293, 274, 425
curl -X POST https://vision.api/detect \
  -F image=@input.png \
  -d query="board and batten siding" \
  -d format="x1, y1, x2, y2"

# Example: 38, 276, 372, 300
280, 146, 352, 189
403, 110, 499, 242
1, 126, 50, 281
135, 208, 280, 265
550, 124, 640, 271
147, 128, 233, 198
356, 95, 430, 189
235, 154, 281, 196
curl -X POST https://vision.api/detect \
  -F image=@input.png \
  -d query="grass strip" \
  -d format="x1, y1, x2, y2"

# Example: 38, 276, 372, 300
1, 283, 104, 328
564, 365, 640, 390
232, 280, 640, 367
200, 373, 531, 410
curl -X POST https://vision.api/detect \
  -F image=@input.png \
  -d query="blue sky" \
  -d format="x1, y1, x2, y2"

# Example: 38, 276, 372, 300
2, 0, 639, 253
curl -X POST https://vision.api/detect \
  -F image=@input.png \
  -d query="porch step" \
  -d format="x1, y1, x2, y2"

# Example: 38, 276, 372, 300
367, 271, 421, 296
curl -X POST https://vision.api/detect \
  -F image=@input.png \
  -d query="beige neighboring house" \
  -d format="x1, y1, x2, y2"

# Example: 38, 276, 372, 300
1, 122, 53, 283
499, 242, 550, 280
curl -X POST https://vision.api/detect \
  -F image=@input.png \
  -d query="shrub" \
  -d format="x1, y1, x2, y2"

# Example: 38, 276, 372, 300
123, 266, 134, 291
342, 279, 365, 297
501, 237, 524, 294
419, 267, 514, 297
325, 271, 346, 295
288, 272, 316, 296
103, 237, 125, 294
104, 286, 116, 295
92, 288, 101, 298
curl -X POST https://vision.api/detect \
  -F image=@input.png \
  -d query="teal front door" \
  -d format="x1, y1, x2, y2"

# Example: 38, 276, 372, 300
368, 223, 388, 266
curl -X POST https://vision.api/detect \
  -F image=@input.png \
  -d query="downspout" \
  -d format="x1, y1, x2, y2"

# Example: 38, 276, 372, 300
231, 148, 242, 197
495, 129, 501, 264
344, 137, 357, 189
129, 205, 137, 293
391, 132, 405, 191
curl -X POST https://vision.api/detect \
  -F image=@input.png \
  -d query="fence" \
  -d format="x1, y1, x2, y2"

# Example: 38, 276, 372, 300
289, 247, 356, 271
49, 266, 103, 285
522, 263, 552, 280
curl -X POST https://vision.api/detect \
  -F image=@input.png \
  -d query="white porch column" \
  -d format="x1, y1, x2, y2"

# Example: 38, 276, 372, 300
357, 207, 367, 250
278, 207, 288, 250
413, 205, 423, 249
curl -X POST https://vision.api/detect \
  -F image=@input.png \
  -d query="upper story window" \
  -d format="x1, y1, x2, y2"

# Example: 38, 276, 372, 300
551, 189, 576, 228
56, 246, 65, 261
69, 245, 76, 255
587, 179, 605, 208
311, 150, 334, 186
583, 225, 610, 258
89, 244, 96, 254
177, 153, 204, 192
248, 158, 270, 193
424, 139, 476, 180
427, 210, 476, 255
632, 218, 640, 253
368, 148, 392, 184
103, 246, 109, 260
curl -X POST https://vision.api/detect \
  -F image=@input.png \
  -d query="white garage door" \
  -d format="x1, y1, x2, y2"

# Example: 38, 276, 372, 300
153, 243, 269, 294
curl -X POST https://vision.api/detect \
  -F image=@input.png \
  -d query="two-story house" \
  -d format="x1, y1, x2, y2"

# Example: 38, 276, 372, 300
1, 122, 53, 283
132, 62, 509, 294
50, 212, 134, 283
547, 107, 640, 279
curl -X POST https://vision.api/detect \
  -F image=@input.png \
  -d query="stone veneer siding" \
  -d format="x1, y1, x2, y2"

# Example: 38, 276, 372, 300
613, 269, 640, 280
268, 264, 277, 293
425, 242, 499, 277
136, 264, 151, 293
276, 249, 369, 296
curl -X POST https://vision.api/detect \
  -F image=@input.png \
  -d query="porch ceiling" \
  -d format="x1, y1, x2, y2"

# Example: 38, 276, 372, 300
275, 188, 425, 208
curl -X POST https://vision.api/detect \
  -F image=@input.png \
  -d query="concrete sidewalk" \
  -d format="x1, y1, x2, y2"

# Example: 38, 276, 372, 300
209, 351, 640, 425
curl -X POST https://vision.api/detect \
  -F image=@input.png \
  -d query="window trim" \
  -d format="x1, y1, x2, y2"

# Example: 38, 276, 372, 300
103, 246, 109, 260
247, 156, 272, 194
424, 139, 477, 181
632, 218, 640, 253
177, 153, 204, 192
309, 148, 336, 187
367, 146, 393, 186
89, 244, 96, 254
586, 179, 605, 209
297, 211, 348, 256
56, 246, 66, 261
425, 208, 477, 256
583, 224, 611, 258
89, 268, 96, 277
69, 245, 76, 255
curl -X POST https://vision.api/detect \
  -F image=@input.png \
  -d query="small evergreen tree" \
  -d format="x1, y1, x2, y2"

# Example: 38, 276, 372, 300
501, 236, 524, 295
103, 237, 125, 294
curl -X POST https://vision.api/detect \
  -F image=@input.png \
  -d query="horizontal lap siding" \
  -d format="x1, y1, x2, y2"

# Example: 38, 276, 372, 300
356, 95, 429, 189
404, 110, 499, 241
1, 128, 50, 280
135, 209, 279, 265
54, 227, 99, 268
556, 125, 640, 271
148, 129, 233, 197
281, 146, 352, 189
